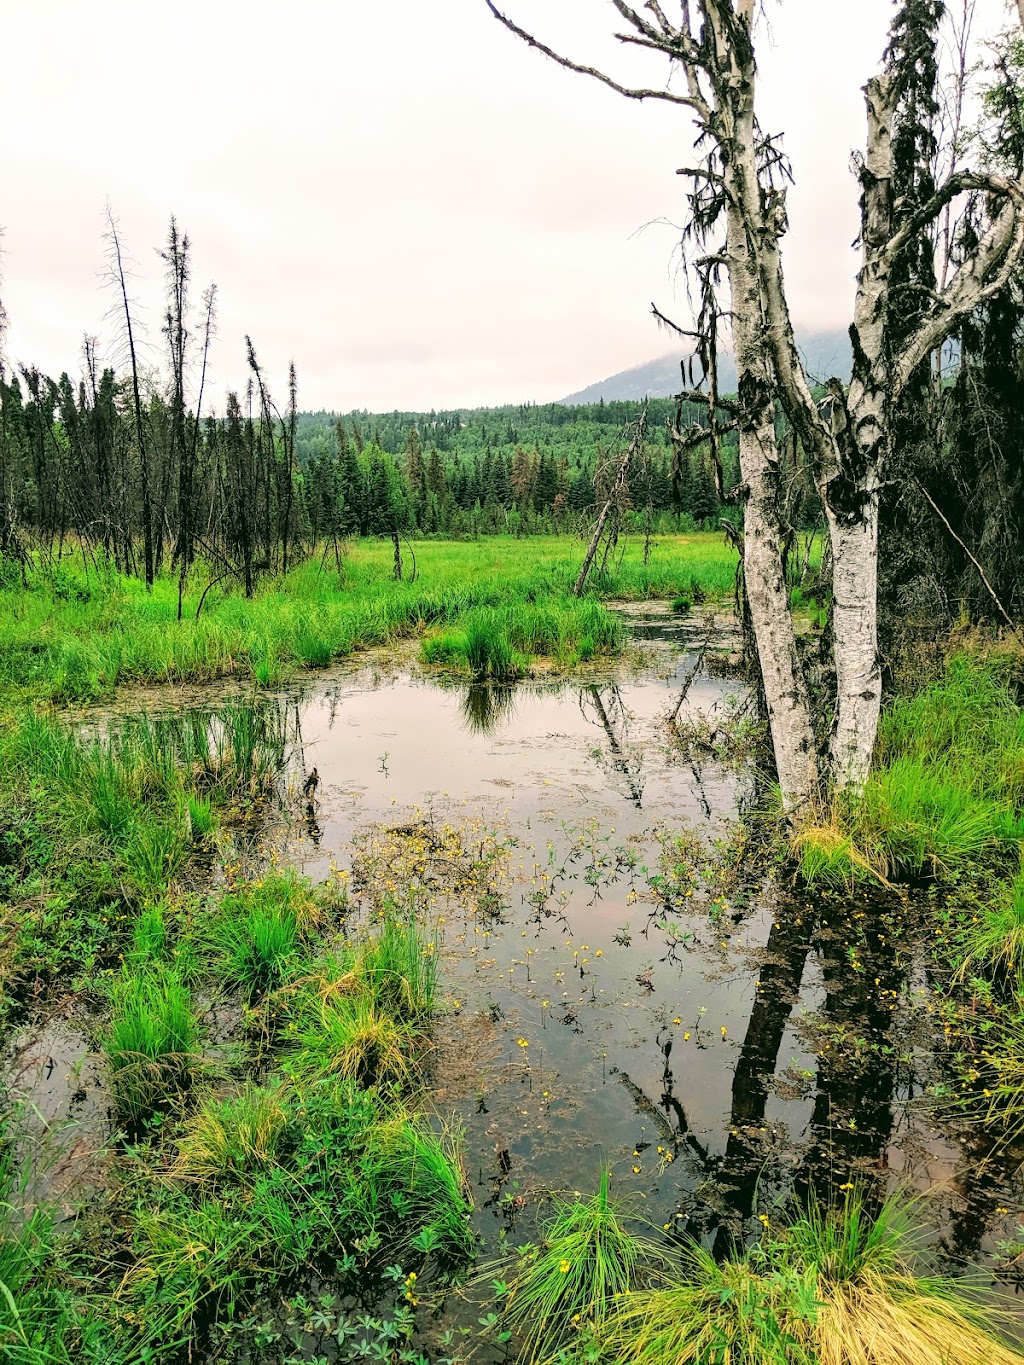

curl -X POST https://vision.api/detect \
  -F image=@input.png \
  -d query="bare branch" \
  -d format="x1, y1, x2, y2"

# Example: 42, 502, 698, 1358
671, 417, 737, 448
676, 163, 728, 188
611, 0, 669, 44
644, 0, 673, 34
894, 191, 1024, 396
673, 389, 738, 414
885, 169, 1021, 262
484, 2, 706, 112
916, 477, 1024, 639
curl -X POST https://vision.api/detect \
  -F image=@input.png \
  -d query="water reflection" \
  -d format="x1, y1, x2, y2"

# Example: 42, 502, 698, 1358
460, 683, 518, 735
69, 646, 1019, 1271
580, 684, 645, 807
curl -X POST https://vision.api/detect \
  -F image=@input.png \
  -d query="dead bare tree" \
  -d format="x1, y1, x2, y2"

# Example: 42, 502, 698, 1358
572, 404, 646, 597
105, 206, 156, 589
486, 1, 1024, 813
0, 228, 17, 567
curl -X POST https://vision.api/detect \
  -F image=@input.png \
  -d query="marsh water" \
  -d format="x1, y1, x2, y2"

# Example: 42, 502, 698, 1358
9, 606, 1023, 1310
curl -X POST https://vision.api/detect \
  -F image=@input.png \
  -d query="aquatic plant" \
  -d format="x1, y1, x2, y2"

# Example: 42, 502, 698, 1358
209, 872, 323, 997
212, 896, 303, 999
359, 914, 439, 1020
172, 1080, 294, 1182
130, 905, 169, 963
287, 992, 418, 1090
464, 612, 524, 680
122, 1083, 472, 1344
603, 1192, 1024, 1365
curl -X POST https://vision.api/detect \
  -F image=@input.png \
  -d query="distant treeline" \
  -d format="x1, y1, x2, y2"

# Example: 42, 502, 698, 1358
2, 211, 1022, 638
0, 368, 742, 587
297, 399, 737, 539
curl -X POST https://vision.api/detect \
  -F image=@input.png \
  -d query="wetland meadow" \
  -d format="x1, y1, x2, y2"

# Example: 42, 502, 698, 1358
3, 534, 1024, 1362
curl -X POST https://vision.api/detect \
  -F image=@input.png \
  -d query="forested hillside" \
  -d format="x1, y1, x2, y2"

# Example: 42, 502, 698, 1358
557, 328, 852, 405
293, 398, 733, 538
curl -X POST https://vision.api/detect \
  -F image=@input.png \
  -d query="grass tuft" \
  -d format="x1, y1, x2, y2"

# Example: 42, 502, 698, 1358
172, 1081, 294, 1182
798, 655, 1024, 887
503, 1170, 647, 1362
603, 1191, 1024, 1365
104, 964, 198, 1128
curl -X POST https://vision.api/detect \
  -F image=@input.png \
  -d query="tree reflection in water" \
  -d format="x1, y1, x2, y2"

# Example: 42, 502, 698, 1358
617, 893, 1011, 1263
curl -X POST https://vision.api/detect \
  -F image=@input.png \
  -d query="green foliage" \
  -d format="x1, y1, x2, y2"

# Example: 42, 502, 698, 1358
502, 1170, 647, 1362
798, 655, 1024, 887
172, 1080, 296, 1182
112, 911, 471, 1347
130, 905, 169, 964
360, 914, 439, 1020
209, 873, 320, 1000
0, 534, 740, 704
0, 1141, 152, 1364
0, 703, 287, 1019
603, 1192, 1024, 1365
285, 987, 418, 1091
463, 613, 525, 680
104, 964, 198, 1128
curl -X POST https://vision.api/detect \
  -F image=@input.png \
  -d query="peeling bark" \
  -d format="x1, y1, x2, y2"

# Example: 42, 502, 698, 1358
714, 13, 820, 814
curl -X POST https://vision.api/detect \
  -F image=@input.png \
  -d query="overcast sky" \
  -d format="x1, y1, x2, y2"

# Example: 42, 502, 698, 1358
0, 1, 1007, 413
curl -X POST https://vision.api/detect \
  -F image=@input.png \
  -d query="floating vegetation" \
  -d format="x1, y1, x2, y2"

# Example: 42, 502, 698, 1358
351, 812, 514, 919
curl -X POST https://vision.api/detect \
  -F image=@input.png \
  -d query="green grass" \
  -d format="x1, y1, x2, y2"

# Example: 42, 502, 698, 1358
209, 873, 321, 1000
104, 964, 199, 1128
0, 534, 742, 703
798, 655, 1024, 888
171, 1080, 295, 1182
501, 1170, 648, 1362
0, 1141, 155, 1364
129, 905, 169, 963
0, 703, 289, 1016
602, 1192, 1024, 1365
109, 904, 472, 1347
956, 862, 1024, 977
360, 914, 439, 1020
2, 871, 473, 1359
276, 916, 439, 1089
123, 1085, 472, 1341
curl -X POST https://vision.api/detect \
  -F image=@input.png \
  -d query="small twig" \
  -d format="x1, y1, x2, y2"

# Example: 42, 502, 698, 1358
915, 478, 1024, 641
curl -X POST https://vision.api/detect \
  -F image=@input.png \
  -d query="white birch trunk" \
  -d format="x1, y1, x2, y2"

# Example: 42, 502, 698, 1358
486, 0, 1024, 809
820, 76, 893, 794
826, 492, 881, 790
725, 191, 819, 815
741, 422, 821, 813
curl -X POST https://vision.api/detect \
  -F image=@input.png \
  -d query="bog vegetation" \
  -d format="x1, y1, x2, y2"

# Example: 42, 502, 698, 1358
4, 3, 1024, 1364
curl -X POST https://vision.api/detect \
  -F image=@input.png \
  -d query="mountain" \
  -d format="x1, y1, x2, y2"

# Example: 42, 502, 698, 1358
558, 328, 852, 404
